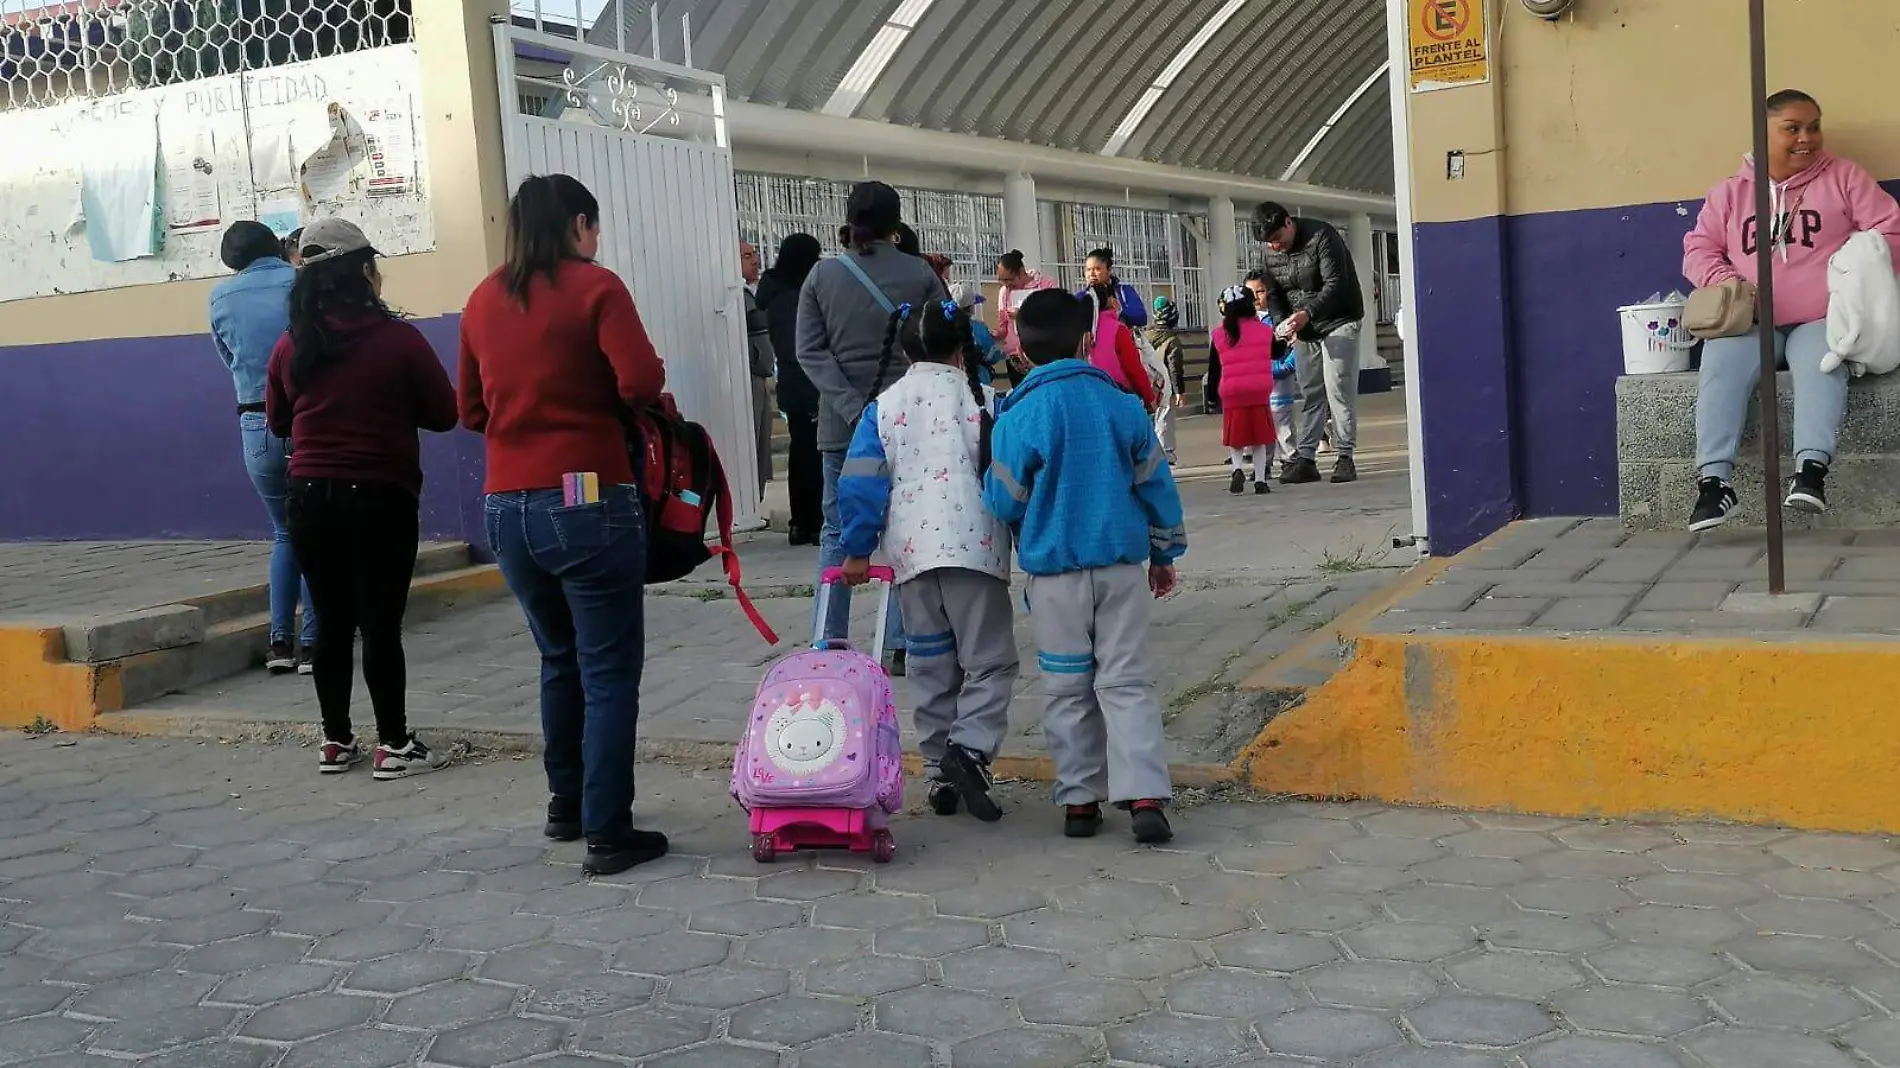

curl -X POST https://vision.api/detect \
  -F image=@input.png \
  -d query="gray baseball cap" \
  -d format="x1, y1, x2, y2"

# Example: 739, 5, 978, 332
297, 217, 379, 265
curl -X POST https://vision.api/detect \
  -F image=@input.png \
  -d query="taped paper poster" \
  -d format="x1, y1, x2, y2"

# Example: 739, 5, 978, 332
163, 124, 221, 233
360, 96, 416, 198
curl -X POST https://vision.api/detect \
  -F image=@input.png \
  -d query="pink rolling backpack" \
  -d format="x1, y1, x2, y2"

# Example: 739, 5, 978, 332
730, 566, 904, 863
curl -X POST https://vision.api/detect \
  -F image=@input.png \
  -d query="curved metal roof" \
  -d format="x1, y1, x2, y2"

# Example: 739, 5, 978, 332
587, 0, 1393, 195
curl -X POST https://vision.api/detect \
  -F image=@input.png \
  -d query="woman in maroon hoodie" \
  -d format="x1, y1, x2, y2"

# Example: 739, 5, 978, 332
265, 217, 459, 781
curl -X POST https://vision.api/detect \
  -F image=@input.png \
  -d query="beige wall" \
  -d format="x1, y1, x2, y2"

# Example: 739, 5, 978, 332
0, 0, 510, 347
1413, 0, 1900, 223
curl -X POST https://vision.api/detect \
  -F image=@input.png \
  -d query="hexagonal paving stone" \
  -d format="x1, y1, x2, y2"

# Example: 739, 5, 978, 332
1769, 833, 1900, 871
1385, 885, 1518, 926
1740, 897, 1886, 938
1508, 878, 1634, 915
1003, 909, 1133, 954
1105, 1012, 1254, 1068
1294, 863, 1418, 896
1685, 1027, 1859, 1068
811, 891, 930, 930
308, 924, 429, 963
1210, 931, 1341, 973
1252, 896, 1380, 933
428, 1017, 570, 1067
1135, 905, 1250, 941
437, 915, 556, 953
577, 1007, 714, 1059
1404, 995, 1555, 1047
934, 881, 1049, 920
940, 946, 1070, 996
53, 945, 183, 985
1257, 1006, 1402, 1061
1726, 932, 1881, 975
69, 972, 218, 1021
1844, 1018, 1900, 1068
1605, 904, 1748, 946
667, 966, 790, 1010
688, 899, 803, 937
148, 910, 275, 946
875, 986, 1014, 1042
1705, 974, 1869, 1031
799, 1032, 935, 1068
0, 982, 73, 1022
554, 906, 680, 944
1759, 866, 1892, 900
476, 942, 606, 989
1359, 809, 1472, 839
1215, 844, 1329, 876
744, 925, 870, 969
1478, 916, 1611, 953
1553, 984, 1709, 1038
1647, 844, 1782, 876
585, 925, 723, 976
1080, 938, 1202, 982
1332, 835, 1448, 867
238, 993, 377, 1042
874, 918, 991, 958
88, 1005, 236, 1057
273, 901, 396, 939
729, 994, 863, 1046
442, 845, 548, 873
1442, 830, 1557, 859
1165, 968, 1302, 1019
0, 1015, 97, 1063
133, 1043, 281, 1068
1522, 1035, 1688, 1068
395, 890, 527, 929
344, 949, 473, 995
1255, 815, 1362, 847
643, 1044, 783, 1068
1018, 979, 1150, 1027
527, 973, 656, 1019
1444, 951, 1587, 998
1306, 962, 1441, 1010
1627, 872, 1764, 907
386, 979, 522, 1029
517, 884, 631, 918
1344, 922, 1477, 963
1051, 879, 1176, 916
206, 962, 340, 1007
1531, 850, 1660, 880
1408, 856, 1528, 888
805, 955, 927, 999
640, 876, 754, 910
952, 1026, 1095, 1068
755, 867, 862, 901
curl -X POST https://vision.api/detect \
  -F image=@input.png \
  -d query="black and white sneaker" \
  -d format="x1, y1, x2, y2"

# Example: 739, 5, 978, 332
1784, 461, 1829, 515
1688, 477, 1738, 532
373, 736, 450, 780
939, 743, 1001, 823
926, 779, 960, 816
317, 739, 362, 774
266, 641, 296, 675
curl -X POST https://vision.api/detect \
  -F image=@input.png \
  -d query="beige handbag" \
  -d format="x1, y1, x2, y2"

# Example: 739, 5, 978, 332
1684, 277, 1757, 339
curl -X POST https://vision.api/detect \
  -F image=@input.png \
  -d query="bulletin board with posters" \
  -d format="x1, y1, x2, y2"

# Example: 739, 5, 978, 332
0, 44, 432, 303
1408, 0, 1491, 93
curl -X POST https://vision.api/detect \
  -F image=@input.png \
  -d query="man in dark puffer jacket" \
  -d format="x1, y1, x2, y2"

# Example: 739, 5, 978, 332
1250, 201, 1366, 485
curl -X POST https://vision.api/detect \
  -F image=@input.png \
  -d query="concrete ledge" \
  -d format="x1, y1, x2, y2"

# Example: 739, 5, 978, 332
61, 605, 204, 664
1238, 630, 1900, 833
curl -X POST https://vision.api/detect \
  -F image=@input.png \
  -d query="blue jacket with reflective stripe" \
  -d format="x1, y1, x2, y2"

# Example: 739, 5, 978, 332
983, 360, 1185, 576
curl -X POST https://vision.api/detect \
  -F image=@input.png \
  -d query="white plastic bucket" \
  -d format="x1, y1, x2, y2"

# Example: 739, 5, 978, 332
1618, 299, 1695, 374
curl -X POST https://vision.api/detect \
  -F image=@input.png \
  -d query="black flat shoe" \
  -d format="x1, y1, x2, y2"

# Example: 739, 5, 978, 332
544, 796, 581, 842
583, 829, 669, 876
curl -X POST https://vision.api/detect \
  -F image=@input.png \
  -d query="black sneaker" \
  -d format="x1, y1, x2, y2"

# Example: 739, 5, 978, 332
1688, 477, 1738, 532
583, 829, 669, 876
1063, 803, 1104, 838
1784, 461, 1829, 515
1280, 457, 1321, 485
545, 796, 581, 842
296, 644, 316, 676
1228, 469, 1246, 495
266, 641, 296, 675
1330, 456, 1358, 484
940, 744, 1001, 823
884, 649, 907, 677
1131, 800, 1174, 844
927, 779, 960, 816
1254, 481, 1271, 495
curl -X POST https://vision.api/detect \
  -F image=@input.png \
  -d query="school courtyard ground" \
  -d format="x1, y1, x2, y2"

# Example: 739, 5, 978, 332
6, 396, 1900, 1068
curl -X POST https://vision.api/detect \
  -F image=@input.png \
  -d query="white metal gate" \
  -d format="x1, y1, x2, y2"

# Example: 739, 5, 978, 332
494, 24, 761, 528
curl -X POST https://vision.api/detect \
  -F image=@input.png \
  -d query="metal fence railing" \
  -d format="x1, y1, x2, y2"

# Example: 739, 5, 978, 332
735, 172, 1005, 294
0, 1, 414, 110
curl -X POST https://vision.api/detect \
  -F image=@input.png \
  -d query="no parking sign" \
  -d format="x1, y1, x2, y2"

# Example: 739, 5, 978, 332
1408, 0, 1490, 92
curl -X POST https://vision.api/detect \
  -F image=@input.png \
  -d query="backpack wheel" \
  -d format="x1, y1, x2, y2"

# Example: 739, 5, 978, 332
751, 833, 777, 863
871, 830, 895, 864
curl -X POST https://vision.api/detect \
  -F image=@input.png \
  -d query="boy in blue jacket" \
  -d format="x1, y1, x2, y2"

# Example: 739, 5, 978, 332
983, 290, 1187, 843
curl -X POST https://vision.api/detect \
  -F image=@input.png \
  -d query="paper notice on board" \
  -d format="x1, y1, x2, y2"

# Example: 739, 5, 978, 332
300, 144, 355, 204
360, 97, 416, 197
251, 126, 295, 191
258, 195, 302, 238
163, 125, 220, 233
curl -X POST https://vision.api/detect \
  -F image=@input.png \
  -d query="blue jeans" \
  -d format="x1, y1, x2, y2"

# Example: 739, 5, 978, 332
240, 412, 316, 647
815, 449, 904, 652
486, 486, 648, 843
1695, 321, 1846, 479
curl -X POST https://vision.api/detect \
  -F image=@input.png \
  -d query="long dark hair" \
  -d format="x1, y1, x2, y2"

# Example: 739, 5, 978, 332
902, 299, 986, 410
287, 248, 392, 388
1220, 288, 1252, 347
766, 232, 822, 286
503, 174, 599, 307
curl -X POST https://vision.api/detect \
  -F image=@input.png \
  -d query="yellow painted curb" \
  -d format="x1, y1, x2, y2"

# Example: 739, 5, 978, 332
1241, 631, 1900, 833
0, 626, 105, 730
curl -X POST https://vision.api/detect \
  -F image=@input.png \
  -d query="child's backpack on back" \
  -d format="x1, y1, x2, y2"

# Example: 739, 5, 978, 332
628, 395, 777, 644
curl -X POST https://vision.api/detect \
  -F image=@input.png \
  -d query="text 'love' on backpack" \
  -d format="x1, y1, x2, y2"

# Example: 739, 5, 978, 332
628, 395, 778, 645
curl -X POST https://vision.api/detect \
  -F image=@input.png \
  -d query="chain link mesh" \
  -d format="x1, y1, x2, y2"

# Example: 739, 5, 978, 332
0, 0, 413, 111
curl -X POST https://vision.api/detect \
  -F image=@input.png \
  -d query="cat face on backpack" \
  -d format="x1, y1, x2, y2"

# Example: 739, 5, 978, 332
763, 694, 846, 776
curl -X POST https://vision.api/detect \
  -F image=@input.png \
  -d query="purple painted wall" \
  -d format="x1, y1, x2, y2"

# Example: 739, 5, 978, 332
0, 313, 486, 545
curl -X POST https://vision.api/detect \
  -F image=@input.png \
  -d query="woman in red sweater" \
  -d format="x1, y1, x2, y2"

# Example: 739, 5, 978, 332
264, 217, 460, 780
459, 175, 668, 877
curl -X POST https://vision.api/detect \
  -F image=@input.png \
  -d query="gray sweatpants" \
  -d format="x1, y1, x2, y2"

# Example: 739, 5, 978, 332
1294, 323, 1361, 460
898, 568, 1019, 779
1025, 564, 1173, 806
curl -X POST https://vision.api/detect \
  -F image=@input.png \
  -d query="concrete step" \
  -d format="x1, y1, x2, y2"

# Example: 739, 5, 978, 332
187, 542, 472, 626
1618, 371, 1900, 531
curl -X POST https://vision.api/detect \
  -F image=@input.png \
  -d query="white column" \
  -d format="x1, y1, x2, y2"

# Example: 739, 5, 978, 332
1002, 172, 1041, 269
1207, 195, 1237, 324
1385, 0, 1428, 553
1348, 212, 1383, 373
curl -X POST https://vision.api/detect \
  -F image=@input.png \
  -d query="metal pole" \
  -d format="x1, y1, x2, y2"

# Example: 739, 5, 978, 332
1747, 0, 1786, 594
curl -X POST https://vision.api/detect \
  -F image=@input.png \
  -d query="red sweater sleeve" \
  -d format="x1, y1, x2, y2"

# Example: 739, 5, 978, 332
596, 275, 666, 408
265, 336, 294, 439
405, 324, 459, 433
458, 312, 488, 434
1116, 327, 1156, 409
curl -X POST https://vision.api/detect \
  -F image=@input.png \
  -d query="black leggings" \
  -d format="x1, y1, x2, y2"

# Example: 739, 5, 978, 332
288, 479, 420, 747
784, 408, 824, 535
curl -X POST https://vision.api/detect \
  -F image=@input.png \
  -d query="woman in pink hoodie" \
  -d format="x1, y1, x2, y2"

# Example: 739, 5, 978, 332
994, 249, 1058, 385
1683, 89, 1900, 532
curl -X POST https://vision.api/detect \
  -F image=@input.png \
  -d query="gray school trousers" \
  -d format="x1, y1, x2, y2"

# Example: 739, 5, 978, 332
1025, 564, 1173, 806
898, 568, 1019, 779
1294, 322, 1361, 460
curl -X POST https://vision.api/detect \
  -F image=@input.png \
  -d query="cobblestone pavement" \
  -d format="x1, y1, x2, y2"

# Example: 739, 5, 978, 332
4, 735, 1900, 1067
1377, 518, 1900, 637
0, 543, 279, 621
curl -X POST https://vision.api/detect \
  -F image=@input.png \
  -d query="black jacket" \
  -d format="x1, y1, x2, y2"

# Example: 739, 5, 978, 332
755, 270, 818, 416
1260, 218, 1365, 342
